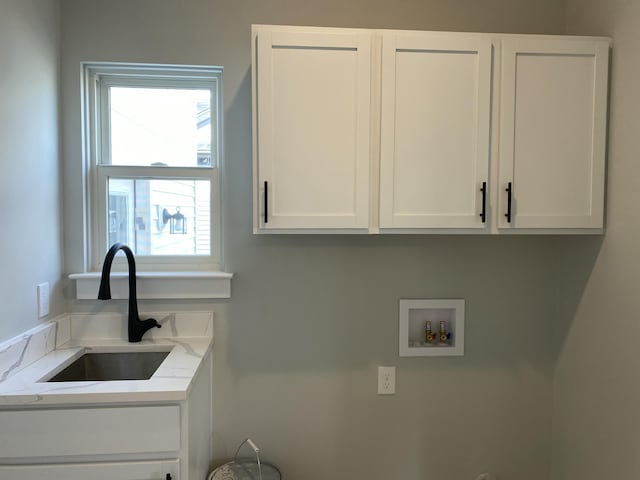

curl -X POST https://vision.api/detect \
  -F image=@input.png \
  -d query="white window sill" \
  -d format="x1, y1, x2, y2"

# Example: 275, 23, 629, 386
69, 271, 233, 300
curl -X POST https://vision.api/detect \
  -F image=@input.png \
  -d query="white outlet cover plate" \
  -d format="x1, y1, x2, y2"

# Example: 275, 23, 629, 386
378, 366, 396, 395
37, 282, 50, 318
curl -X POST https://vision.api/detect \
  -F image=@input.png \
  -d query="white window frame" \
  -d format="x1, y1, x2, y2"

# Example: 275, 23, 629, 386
82, 63, 224, 271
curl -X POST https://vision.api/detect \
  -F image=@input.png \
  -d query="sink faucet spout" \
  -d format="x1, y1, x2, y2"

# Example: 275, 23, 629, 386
97, 243, 161, 342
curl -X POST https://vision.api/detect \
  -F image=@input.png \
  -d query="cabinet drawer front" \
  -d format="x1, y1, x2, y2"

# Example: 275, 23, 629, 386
0, 405, 180, 459
0, 459, 179, 480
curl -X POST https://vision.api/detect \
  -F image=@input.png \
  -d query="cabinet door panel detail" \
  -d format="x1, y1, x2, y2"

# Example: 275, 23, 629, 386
257, 31, 371, 228
499, 39, 608, 229
380, 34, 491, 228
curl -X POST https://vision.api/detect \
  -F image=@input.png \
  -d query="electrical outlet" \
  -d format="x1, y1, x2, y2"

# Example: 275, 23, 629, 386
37, 282, 50, 318
377, 366, 396, 395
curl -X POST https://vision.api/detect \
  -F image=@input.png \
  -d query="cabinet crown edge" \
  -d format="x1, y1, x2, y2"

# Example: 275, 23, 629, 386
251, 24, 611, 45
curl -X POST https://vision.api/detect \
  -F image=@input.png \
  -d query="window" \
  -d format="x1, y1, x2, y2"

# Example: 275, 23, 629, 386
83, 63, 223, 270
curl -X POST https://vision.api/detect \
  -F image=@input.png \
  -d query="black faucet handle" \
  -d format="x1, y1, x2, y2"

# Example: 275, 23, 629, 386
147, 318, 162, 329
129, 317, 162, 342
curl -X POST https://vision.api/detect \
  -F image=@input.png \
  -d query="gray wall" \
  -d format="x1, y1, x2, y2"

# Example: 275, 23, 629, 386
58, 1, 567, 479
551, 1, 638, 479
0, 0, 63, 341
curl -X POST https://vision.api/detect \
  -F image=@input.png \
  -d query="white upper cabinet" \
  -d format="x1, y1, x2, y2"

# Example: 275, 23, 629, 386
498, 37, 609, 230
379, 32, 492, 229
252, 25, 610, 234
253, 27, 372, 230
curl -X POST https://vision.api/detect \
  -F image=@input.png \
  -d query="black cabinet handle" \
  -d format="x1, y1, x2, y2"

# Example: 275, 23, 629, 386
505, 182, 512, 223
479, 181, 487, 223
264, 180, 268, 224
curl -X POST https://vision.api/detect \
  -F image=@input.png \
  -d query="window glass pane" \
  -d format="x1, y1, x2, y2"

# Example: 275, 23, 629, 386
108, 87, 211, 167
107, 178, 211, 256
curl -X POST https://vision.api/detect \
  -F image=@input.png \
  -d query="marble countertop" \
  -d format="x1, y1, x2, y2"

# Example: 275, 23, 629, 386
0, 312, 213, 407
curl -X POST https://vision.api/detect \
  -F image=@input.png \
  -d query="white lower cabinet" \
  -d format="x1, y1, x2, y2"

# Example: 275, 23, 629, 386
0, 353, 211, 480
0, 459, 180, 480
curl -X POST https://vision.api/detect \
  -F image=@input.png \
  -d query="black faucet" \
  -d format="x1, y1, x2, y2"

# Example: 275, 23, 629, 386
97, 243, 161, 342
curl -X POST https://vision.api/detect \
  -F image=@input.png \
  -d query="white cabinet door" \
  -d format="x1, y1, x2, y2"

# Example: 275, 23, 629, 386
254, 28, 371, 229
379, 32, 492, 229
498, 37, 609, 229
0, 459, 179, 480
